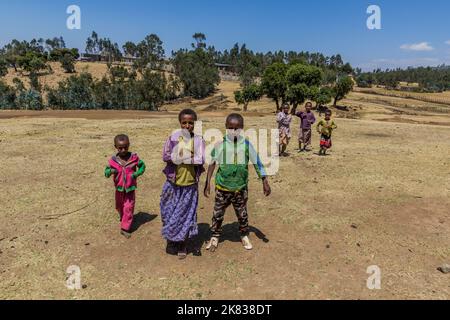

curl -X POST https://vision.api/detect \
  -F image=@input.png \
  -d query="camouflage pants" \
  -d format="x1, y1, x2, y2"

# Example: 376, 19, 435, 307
210, 189, 249, 237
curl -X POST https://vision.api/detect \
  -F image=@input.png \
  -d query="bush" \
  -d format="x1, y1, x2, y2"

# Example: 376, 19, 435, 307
30, 72, 41, 91
172, 48, 220, 99
60, 53, 76, 73
135, 70, 167, 110
49, 48, 80, 61
0, 59, 8, 77
0, 81, 17, 109
47, 73, 96, 109
313, 87, 333, 107
16, 89, 43, 110
234, 84, 262, 111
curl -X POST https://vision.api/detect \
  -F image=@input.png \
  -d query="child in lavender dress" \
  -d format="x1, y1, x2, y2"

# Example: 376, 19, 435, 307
160, 109, 206, 259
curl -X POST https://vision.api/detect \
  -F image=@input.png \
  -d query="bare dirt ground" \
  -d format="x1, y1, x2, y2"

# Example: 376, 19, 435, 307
1, 81, 450, 300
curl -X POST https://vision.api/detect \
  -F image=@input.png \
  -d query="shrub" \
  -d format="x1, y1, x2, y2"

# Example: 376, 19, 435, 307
0, 59, 8, 77
135, 70, 167, 110
234, 84, 263, 111
49, 48, 80, 61
0, 81, 17, 109
16, 89, 43, 110
47, 73, 96, 109
172, 47, 220, 99
60, 53, 76, 73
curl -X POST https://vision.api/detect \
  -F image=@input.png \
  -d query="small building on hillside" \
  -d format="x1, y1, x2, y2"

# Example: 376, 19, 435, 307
215, 63, 234, 73
79, 53, 106, 62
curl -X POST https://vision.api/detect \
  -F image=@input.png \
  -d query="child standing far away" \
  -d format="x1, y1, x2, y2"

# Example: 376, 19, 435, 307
276, 103, 292, 157
316, 110, 338, 156
295, 102, 316, 152
105, 135, 146, 239
204, 113, 271, 252
160, 109, 206, 260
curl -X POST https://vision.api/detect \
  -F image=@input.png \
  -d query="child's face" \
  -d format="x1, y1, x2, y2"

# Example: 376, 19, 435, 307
305, 105, 312, 112
115, 139, 130, 157
180, 114, 195, 133
283, 106, 289, 114
325, 113, 331, 120
226, 118, 244, 140
226, 118, 244, 131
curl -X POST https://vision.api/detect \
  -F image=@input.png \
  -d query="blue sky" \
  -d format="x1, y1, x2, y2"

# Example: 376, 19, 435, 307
1, 0, 449, 71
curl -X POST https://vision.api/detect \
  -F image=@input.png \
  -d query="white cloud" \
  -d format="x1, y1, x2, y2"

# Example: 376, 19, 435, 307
400, 42, 434, 51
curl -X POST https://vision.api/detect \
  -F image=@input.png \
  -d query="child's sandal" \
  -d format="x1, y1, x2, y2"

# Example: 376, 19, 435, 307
120, 229, 131, 239
206, 237, 219, 252
177, 242, 188, 260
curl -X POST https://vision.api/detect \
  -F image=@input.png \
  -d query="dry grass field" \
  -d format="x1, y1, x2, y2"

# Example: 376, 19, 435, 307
3, 62, 110, 89
1, 79, 450, 300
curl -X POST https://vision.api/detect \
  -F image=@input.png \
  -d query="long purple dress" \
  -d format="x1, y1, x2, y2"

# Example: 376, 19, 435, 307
160, 181, 199, 242
160, 130, 206, 242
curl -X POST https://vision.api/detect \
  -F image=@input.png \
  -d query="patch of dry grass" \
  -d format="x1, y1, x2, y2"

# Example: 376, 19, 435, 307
1, 111, 450, 299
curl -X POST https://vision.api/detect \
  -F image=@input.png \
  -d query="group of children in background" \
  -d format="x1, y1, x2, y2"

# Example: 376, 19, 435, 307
105, 109, 271, 259
277, 102, 337, 156
104, 104, 335, 259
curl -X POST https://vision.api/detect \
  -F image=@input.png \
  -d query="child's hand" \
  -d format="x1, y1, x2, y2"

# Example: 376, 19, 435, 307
204, 183, 211, 198
262, 178, 271, 197
105, 167, 117, 178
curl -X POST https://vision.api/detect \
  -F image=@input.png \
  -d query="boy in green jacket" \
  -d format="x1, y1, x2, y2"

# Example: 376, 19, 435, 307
204, 114, 271, 252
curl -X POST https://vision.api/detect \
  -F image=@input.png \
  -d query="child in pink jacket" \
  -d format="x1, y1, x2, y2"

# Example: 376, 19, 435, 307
105, 134, 146, 238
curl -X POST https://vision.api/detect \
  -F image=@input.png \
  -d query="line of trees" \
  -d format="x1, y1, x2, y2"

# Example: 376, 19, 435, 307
0, 33, 220, 110
355, 65, 450, 92
1, 32, 355, 111
1, 64, 181, 111
235, 60, 354, 112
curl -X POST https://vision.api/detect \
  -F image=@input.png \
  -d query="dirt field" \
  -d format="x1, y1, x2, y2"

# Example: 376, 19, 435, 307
1, 81, 450, 300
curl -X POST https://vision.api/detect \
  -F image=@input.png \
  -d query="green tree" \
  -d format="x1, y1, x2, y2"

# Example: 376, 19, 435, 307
234, 84, 263, 111
172, 34, 220, 99
261, 62, 288, 111
332, 76, 354, 106
49, 48, 79, 61
123, 41, 138, 57
311, 87, 333, 108
286, 83, 310, 113
0, 81, 16, 109
135, 34, 165, 72
236, 44, 260, 87
166, 74, 181, 101
341, 63, 354, 75
85, 31, 101, 54
16, 89, 43, 110
60, 53, 76, 73
136, 70, 167, 110
192, 33, 207, 49
0, 59, 7, 77
17, 52, 47, 74
45, 37, 66, 52
85, 31, 122, 63
47, 73, 96, 109
285, 64, 323, 113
